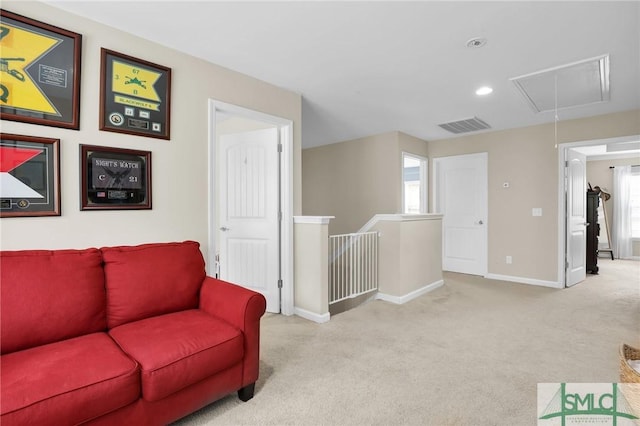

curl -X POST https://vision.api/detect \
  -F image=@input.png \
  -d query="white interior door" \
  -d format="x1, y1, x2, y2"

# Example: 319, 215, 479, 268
219, 128, 279, 312
434, 153, 488, 276
566, 149, 587, 287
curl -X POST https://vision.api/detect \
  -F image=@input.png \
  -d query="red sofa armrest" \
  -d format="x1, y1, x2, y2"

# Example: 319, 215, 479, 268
199, 277, 266, 387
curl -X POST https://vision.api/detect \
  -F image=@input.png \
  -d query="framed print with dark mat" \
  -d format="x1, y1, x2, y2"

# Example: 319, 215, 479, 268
0, 10, 82, 129
80, 145, 151, 210
99, 48, 171, 139
0, 133, 61, 217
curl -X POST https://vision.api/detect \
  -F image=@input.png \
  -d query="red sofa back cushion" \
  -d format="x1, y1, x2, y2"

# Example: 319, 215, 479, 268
0, 249, 107, 354
102, 241, 206, 328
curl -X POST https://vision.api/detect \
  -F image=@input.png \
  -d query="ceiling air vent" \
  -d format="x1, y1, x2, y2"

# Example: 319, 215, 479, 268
438, 116, 491, 134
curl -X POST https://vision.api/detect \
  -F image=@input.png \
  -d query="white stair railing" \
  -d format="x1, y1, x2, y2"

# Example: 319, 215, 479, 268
329, 232, 378, 305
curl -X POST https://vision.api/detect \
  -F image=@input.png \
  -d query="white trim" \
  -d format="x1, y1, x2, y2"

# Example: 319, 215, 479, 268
280, 122, 295, 316
357, 213, 443, 233
294, 307, 330, 324
293, 216, 335, 225
208, 99, 295, 316
485, 273, 561, 289
557, 134, 640, 288
557, 145, 566, 288
375, 279, 444, 304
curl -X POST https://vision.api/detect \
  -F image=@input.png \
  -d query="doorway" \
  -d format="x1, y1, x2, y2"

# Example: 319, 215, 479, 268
557, 134, 640, 287
208, 100, 294, 314
433, 152, 488, 276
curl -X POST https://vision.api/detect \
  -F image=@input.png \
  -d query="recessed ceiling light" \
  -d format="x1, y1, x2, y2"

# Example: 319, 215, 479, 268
466, 37, 487, 49
476, 86, 493, 96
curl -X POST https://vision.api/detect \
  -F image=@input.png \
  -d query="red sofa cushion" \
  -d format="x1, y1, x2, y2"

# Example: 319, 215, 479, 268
109, 310, 243, 402
102, 241, 206, 328
0, 333, 139, 425
0, 248, 106, 354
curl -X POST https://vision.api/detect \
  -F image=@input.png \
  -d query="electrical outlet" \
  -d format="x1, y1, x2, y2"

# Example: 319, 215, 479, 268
506, 256, 513, 264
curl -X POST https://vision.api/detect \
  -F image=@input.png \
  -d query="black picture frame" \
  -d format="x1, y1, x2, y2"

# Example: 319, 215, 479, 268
0, 10, 82, 130
0, 133, 61, 218
80, 144, 151, 210
99, 48, 171, 140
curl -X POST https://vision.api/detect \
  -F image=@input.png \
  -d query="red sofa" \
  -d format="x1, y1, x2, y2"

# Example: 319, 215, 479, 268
0, 241, 266, 425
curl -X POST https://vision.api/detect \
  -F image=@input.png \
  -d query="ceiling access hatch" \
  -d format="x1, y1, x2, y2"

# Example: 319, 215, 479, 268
438, 116, 491, 134
510, 55, 610, 113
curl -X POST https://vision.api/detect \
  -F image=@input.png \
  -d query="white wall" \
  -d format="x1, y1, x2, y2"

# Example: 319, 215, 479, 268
0, 1, 302, 263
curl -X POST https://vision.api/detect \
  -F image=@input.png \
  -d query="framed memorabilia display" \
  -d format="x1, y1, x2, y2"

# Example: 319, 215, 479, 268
80, 145, 151, 210
0, 133, 61, 218
0, 10, 82, 129
99, 49, 171, 139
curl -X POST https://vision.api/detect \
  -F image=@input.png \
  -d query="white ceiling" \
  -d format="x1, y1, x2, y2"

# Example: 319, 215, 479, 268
43, 1, 640, 148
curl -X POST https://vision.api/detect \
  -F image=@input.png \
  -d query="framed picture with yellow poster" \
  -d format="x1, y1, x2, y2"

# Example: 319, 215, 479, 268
0, 10, 82, 130
100, 48, 171, 140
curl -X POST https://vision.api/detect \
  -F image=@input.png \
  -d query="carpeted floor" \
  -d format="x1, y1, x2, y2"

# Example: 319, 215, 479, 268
174, 259, 640, 425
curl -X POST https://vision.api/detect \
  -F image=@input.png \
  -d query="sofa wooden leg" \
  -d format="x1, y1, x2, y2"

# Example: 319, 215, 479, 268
238, 383, 256, 402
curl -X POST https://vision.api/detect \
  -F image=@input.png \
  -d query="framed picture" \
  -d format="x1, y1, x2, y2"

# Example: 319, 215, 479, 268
80, 145, 151, 210
0, 133, 61, 218
0, 10, 82, 130
99, 48, 171, 140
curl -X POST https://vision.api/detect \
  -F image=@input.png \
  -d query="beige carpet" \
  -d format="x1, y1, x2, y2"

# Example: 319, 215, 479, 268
174, 259, 640, 425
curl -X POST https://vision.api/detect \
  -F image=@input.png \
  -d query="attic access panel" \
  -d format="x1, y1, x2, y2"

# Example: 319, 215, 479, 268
510, 55, 610, 113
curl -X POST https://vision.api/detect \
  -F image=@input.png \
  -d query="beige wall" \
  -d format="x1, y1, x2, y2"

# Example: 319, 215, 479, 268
302, 110, 639, 284
372, 217, 442, 298
0, 1, 302, 263
428, 109, 640, 282
293, 221, 330, 318
302, 131, 429, 234
587, 156, 640, 257
399, 132, 429, 157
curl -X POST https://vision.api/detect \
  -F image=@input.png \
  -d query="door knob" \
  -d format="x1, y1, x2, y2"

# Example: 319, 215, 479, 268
477, 220, 484, 225
220, 227, 230, 232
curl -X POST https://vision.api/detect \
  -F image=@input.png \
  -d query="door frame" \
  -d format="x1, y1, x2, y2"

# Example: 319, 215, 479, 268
556, 134, 640, 287
208, 99, 294, 315
432, 152, 488, 276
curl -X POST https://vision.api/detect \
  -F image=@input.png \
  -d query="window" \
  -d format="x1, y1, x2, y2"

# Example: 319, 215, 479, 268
402, 153, 427, 214
631, 168, 640, 238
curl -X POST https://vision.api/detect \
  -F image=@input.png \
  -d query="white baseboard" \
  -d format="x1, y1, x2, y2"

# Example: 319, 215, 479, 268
376, 279, 444, 305
294, 307, 330, 324
485, 273, 561, 289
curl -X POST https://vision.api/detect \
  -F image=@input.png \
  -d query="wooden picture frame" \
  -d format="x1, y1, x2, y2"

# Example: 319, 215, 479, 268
0, 133, 61, 218
80, 144, 152, 210
99, 48, 171, 140
0, 10, 82, 130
